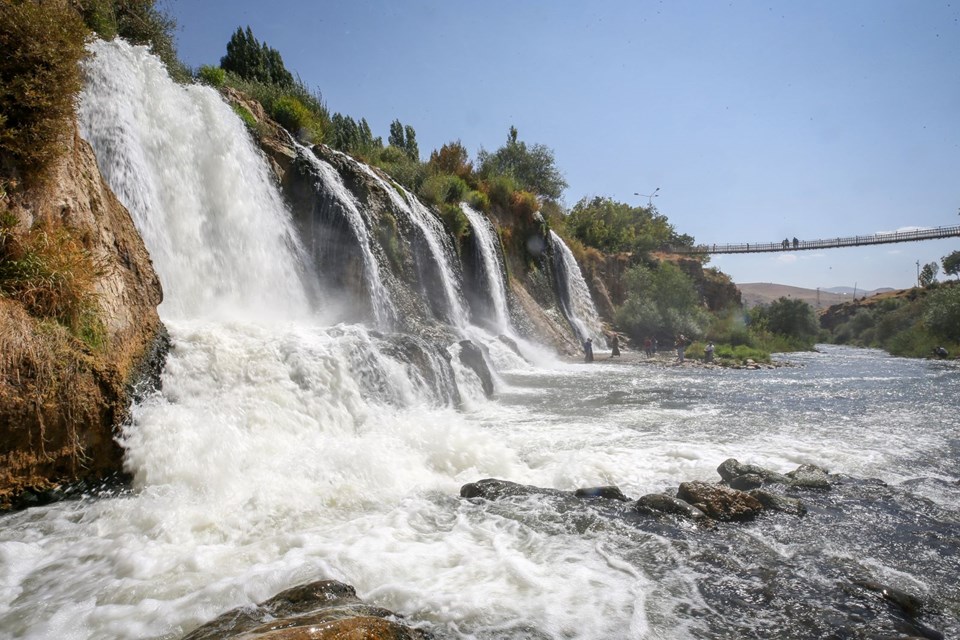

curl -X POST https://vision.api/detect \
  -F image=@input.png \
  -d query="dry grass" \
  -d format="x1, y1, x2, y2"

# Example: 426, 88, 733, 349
0, 211, 105, 347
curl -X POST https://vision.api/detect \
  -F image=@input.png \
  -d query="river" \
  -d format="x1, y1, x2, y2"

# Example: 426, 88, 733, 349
1, 342, 957, 639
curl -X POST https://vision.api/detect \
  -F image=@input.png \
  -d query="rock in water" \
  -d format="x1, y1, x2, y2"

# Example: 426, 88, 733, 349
634, 493, 709, 521
786, 463, 832, 489
182, 579, 430, 639
575, 486, 630, 501
677, 481, 764, 522
458, 339, 495, 397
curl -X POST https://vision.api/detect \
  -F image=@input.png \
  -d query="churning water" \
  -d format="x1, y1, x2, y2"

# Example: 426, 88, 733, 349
1, 40, 957, 640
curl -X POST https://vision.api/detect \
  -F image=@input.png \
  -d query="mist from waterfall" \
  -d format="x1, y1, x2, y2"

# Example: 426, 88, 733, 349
550, 230, 608, 348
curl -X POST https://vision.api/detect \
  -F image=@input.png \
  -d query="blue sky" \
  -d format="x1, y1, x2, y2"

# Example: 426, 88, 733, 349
165, 0, 959, 291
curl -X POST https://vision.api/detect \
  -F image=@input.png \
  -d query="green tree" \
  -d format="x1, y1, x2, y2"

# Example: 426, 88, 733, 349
756, 297, 819, 339
388, 119, 405, 148
403, 124, 419, 161
919, 261, 939, 287
220, 26, 293, 87
565, 196, 681, 254
941, 250, 960, 279
923, 285, 960, 342
614, 262, 709, 341
477, 127, 567, 200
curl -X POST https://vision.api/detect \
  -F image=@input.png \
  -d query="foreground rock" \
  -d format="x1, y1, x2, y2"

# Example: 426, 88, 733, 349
182, 580, 431, 640
1, 127, 165, 511
677, 481, 765, 522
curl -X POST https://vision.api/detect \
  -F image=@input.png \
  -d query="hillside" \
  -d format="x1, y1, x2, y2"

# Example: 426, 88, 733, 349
738, 282, 891, 309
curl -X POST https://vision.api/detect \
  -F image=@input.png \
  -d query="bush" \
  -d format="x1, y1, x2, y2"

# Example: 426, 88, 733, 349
0, 0, 88, 187
419, 173, 469, 206
923, 284, 960, 342
466, 189, 489, 212
509, 189, 539, 223
0, 212, 103, 347
439, 203, 470, 244
197, 64, 226, 87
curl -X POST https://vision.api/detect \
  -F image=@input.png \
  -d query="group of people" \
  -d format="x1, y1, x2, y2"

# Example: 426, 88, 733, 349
781, 237, 800, 249
582, 334, 621, 362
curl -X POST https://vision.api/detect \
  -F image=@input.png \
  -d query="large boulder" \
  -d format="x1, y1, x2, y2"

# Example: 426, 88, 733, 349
182, 580, 430, 640
635, 493, 709, 521
717, 458, 790, 485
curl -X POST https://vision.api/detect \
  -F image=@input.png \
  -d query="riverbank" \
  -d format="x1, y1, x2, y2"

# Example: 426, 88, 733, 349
571, 347, 782, 369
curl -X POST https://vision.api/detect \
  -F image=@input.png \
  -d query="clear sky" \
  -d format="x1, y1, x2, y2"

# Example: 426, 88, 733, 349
164, 0, 960, 291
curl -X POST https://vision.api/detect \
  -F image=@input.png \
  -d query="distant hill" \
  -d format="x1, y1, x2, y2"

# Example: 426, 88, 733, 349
737, 282, 893, 309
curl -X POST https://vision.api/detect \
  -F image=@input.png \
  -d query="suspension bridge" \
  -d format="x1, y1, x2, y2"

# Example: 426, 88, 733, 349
668, 224, 960, 255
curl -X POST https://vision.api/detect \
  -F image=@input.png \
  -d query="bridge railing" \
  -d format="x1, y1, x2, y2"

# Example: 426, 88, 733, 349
668, 224, 960, 255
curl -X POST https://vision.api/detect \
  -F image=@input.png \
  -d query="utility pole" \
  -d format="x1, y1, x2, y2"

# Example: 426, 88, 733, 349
916, 260, 920, 287
816, 287, 820, 308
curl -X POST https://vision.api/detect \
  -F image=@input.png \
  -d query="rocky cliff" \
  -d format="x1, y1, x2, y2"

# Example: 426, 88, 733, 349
0, 125, 166, 510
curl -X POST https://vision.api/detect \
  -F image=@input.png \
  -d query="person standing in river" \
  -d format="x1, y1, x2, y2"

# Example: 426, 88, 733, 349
609, 335, 621, 358
675, 334, 688, 363
583, 338, 594, 362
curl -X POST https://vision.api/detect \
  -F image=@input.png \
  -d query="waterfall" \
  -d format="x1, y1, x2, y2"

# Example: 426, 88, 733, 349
349, 160, 469, 328
78, 40, 310, 321
549, 231, 608, 348
459, 204, 511, 331
294, 144, 395, 328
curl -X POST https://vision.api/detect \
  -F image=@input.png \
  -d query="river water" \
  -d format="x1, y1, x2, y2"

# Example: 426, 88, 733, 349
1, 343, 957, 639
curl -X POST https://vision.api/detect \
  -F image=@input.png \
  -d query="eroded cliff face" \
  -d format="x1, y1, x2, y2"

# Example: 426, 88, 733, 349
0, 126, 165, 510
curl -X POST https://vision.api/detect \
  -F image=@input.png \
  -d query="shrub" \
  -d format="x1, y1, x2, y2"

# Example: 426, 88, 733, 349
0, 0, 88, 187
923, 284, 960, 342
509, 189, 539, 223
466, 189, 489, 212
419, 174, 469, 206
197, 64, 226, 87
439, 203, 470, 245
0, 213, 103, 347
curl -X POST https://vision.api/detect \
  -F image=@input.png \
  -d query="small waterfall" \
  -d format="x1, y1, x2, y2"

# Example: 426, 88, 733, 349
350, 161, 469, 328
295, 145, 395, 328
78, 40, 310, 321
549, 231, 607, 347
460, 204, 511, 331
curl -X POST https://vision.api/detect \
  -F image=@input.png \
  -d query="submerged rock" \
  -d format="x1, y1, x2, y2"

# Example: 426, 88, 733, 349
748, 489, 807, 516
716, 458, 790, 485
677, 481, 764, 522
634, 493, 709, 521
182, 579, 430, 640
461, 478, 566, 501
575, 486, 630, 501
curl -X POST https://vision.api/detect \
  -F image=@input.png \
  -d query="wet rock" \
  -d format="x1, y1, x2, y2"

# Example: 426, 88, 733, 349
634, 493, 709, 521
575, 486, 630, 501
716, 458, 789, 485
748, 490, 807, 516
854, 580, 924, 618
458, 340, 495, 398
460, 478, 566, 501
677, 481, 764, 522
182, 579, 430, 640
787, 463, 832, 489
729, 473, 765, 491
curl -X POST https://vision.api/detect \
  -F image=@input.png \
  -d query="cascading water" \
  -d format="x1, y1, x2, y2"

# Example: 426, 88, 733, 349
294, 144, 396, 328
549, 230, 608, 348
350, 159, 469, 328
78, 40, 310, 322
460, 203, 511, 331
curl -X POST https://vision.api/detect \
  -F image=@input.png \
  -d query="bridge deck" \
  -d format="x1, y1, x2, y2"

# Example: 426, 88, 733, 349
671, 224, 960, 255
